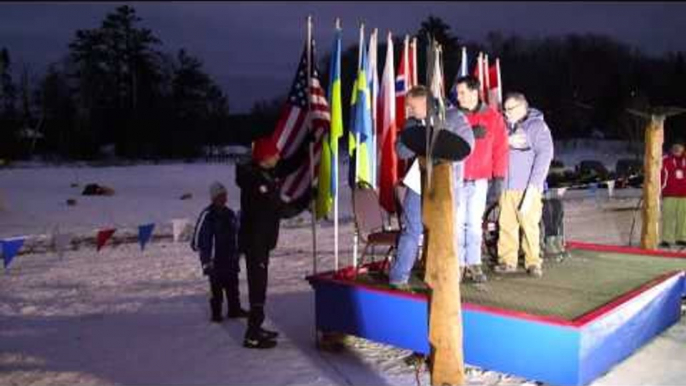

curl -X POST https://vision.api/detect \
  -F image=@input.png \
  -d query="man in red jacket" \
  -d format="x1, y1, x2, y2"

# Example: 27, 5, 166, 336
454, 76, 509, 282
660, 138, 686, 249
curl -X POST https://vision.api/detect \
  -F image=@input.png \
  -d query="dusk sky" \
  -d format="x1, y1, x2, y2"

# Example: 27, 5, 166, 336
1, 2, 685, 112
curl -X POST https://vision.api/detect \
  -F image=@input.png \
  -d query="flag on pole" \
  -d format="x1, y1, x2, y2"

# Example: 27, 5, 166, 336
430, 44, 446, 104
377, 31, 398, 213
255, 40, 330, 213
487, 59, 501, 108
348, 31, 373, 187
448, 46, 468, 107
395, 36, 411, 177
367, 29, 379, 189
316, 25, 342, 219
2, 237, 25, 269
172, 218, 188, 242
96, 228, 116, 252
474, 52, 485, 101
138, 223, 155, 251
410, 37, 418, 87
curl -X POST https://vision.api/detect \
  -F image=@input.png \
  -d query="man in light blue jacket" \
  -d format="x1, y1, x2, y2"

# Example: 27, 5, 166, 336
495, 92, 554, 277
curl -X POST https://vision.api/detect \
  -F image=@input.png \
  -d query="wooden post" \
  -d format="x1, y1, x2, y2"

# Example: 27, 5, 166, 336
640, 115, 664, 249
627, 106, 686, 249
421, 159, 465, 386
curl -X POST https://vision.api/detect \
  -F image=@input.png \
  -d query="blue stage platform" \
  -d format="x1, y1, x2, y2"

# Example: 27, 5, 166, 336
307, 242, 686, 386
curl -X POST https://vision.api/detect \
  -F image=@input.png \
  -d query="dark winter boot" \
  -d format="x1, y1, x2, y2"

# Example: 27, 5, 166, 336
210, 299, 223, 323
243, 328, 277, 349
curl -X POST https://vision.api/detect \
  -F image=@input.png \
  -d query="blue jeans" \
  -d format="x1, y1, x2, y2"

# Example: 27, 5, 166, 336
389, 189, 422, 285
455, 179, 488, 266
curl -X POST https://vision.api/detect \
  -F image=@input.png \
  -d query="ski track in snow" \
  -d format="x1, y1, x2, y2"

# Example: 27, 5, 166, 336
1, 162, 684, 386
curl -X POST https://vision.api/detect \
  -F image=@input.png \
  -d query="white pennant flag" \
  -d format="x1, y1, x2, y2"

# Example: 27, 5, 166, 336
607, 180, 615, 198
172, 218, 189, 243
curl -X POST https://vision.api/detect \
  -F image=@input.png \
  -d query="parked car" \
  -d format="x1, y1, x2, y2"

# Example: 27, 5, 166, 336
615, 158, 644, 188
576, 160, 613, 183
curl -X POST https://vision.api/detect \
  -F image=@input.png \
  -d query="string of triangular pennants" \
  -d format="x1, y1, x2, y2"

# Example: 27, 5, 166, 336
2, 218, 193, 270
547, 178, 623, 199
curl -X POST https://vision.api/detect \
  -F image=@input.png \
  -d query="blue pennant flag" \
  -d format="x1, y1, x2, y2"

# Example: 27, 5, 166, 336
588, 182, 598, 198
3, 237, 26, 269
138, 223, 155, 251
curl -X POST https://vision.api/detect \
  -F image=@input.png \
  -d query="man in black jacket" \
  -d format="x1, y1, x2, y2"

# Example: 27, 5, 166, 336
236, 138, 308, 349
191, 181, 249, 323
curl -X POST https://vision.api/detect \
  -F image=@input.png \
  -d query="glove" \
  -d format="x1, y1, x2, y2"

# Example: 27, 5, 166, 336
202, 261, 214, 276
518, 185, 540, 216
487, 177, 504, 205
472, 124, 487, 139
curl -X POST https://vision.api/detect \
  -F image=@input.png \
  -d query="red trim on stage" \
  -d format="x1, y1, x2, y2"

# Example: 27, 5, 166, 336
571, 271, 683, 325
461, 302, 578, 327
307, 242, 686, 328
567, 240, 686, 259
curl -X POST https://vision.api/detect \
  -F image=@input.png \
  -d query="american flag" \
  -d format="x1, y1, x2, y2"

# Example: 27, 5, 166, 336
269, 41, 330, 209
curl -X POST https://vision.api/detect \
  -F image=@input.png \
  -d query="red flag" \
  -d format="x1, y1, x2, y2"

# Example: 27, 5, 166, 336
378, 32, 397, 213
96, 228, 116, 252
487, 62, 501, 108
395, 37, 411, 177
254, 40, 330, 211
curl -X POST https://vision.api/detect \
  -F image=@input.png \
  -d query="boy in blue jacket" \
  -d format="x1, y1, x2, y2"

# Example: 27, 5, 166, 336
191, 181, 248, 323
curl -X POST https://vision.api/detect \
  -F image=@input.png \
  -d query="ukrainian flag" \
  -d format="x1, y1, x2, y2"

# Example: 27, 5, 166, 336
316, 28, 343, 219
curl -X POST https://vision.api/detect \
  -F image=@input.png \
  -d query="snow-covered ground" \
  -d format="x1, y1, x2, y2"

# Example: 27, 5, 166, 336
1, 161, 684, 386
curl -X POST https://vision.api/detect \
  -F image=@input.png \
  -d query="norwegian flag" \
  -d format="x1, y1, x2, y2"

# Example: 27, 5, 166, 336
262, 41, 330, 212
394, 36, 414, 177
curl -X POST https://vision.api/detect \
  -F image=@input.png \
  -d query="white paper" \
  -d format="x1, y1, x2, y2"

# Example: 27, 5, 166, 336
402, 159, 422, 195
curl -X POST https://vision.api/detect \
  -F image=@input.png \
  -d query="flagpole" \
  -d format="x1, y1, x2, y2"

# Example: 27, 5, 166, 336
370, 28, 378, 191
306, 15, 317, 276
353, 22, 364, 271
460, 46, 467, 76
411, 37, 418, 87
496, 58, 503, 109
334, 17, 341, 272
477, 52, 485, 102
484, 54, 491, 105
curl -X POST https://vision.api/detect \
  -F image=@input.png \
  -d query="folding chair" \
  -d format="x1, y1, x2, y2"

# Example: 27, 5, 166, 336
352, 181, 400, 271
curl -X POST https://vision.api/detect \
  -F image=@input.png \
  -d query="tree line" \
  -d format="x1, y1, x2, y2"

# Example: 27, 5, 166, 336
1, 5, 229, 161
1, 8, 685, 162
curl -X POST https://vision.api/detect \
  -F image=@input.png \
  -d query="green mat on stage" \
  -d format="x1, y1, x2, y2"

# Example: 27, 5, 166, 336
356, 249, 686, 321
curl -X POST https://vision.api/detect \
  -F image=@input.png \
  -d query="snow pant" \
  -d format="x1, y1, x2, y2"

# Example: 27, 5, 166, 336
209, 260, 241, 318
455, 179, 489, 267
389, 189, 422, 285
245, 245, 270, 333
498, 189, 543, 268
661, 197, 686, 244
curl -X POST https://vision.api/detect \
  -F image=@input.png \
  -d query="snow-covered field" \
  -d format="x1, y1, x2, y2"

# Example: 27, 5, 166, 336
1, 161, 684, 386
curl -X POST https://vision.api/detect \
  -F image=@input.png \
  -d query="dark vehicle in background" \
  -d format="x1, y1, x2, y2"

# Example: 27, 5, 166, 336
615, 158, 644, 188
576, 160, 614, 184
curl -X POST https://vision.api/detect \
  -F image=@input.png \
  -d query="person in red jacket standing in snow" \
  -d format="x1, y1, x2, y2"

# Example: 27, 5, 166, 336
454, 75, 509, 283
660, 138, 686, 249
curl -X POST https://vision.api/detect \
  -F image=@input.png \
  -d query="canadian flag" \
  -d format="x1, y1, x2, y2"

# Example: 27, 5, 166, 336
473, 53, 503, 109
377, 32, 397, 213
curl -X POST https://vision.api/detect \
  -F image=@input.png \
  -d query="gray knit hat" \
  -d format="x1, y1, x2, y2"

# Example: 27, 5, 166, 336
209, 181, 227, 201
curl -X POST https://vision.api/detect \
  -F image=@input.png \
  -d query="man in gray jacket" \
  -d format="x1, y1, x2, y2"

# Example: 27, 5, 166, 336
495, 92, 554, 277
388, 85, 474, 289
